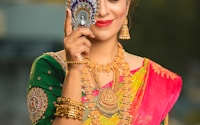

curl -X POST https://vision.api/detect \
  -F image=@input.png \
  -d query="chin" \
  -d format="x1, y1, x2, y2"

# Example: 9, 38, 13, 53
93, 35, 114, 42
93, 32, 117, 41
90, 26, 118, 42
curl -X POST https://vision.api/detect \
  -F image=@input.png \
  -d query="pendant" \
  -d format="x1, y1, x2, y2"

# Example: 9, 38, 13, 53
96, 88, 119, 117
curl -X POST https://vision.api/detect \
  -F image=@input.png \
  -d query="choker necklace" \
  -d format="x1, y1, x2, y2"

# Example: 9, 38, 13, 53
81, 43, 132, 125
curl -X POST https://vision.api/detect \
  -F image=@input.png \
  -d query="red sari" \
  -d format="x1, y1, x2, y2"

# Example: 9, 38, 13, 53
82, 58, 182, 125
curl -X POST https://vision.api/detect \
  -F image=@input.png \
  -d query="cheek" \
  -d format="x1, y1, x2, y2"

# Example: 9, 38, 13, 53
113, 7, 127, 29
110, 4, 128, 18
117, 8, 127, 18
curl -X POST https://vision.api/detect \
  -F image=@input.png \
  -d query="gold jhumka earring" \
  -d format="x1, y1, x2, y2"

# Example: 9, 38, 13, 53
119, 17, 130, 40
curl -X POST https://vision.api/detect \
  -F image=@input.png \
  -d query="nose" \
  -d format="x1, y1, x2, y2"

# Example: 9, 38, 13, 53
98, 0, 109, 17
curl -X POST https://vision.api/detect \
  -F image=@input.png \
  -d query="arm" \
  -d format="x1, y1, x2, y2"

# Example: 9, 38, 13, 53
27, 54, 84, 125
52, 68, 83, 125
52, 8, 94, 125
27, 8, 94, 125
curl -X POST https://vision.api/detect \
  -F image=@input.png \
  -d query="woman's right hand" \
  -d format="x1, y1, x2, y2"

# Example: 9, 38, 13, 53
64, 9, 95, 71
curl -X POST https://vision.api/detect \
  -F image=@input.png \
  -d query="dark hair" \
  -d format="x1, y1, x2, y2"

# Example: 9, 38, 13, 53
128, 0, 140, 28
129, 0, 140, 15
130, 0, 140, 7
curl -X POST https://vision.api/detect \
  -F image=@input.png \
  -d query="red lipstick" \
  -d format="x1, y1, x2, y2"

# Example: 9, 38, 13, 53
95, 20, 113, 27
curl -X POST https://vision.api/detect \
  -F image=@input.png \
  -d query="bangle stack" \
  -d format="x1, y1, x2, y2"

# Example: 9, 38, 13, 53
54, 97, 84, 121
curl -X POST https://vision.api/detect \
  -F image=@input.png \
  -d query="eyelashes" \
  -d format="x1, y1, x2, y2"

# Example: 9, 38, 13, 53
108, 0, 119, 2
108, 0, 119, 4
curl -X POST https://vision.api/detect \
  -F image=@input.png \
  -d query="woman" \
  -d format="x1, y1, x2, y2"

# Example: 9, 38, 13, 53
27, 0, 182, 125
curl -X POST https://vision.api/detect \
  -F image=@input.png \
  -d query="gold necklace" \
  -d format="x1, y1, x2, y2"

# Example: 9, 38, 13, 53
81, 43, 132, 125
89, 65, 119, 118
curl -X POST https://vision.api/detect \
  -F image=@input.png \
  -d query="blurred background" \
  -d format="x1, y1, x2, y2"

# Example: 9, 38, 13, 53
0, 0, 199, 125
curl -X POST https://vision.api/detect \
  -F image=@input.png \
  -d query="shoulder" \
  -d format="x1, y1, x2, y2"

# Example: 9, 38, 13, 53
30, 52, 66, 77
147, 59, 182, 99
125, 52, 182, 122
32, 51, 65, 68
125, 52, 144, 71
32, 52, 54, 66
126, 52, 182, 93
149, 59, 182, 82
147, 60, 182, 120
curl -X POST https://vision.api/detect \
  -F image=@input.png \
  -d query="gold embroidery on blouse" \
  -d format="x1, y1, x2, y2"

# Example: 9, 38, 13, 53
27, 87, 48, 124
151, 61, 177, 80
45, 52, 67, 71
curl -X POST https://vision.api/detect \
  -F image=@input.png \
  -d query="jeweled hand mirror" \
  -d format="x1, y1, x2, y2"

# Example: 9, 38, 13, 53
66, 0, 99, 30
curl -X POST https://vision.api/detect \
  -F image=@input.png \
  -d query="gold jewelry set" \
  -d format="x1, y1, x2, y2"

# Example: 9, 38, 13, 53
81, 43, 133, 124
54, 97, 84, 121
55, 43, 133, 124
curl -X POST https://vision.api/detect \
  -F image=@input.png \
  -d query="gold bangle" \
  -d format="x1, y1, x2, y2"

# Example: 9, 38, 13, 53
54, 97, 84, 120
66, 106, 83, 120
66, 61, 85, 64
57, 97, 84, 109
54, 104, 83, 120
65, 58, 88, 65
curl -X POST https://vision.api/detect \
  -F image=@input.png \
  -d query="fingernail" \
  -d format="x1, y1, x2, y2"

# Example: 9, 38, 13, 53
66, 9, 68, 15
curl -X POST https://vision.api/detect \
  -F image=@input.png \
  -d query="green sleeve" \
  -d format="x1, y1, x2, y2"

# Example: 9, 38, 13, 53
27, 54, 65, 125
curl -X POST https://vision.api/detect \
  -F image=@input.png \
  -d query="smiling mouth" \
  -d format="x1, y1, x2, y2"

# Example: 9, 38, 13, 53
95, 20, 113, 27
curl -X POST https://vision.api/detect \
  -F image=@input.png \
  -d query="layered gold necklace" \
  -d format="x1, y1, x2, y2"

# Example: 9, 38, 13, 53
81, 43, 132, 125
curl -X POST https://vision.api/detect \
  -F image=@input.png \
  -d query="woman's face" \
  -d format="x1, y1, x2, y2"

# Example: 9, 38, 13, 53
90, 0, 130, 41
